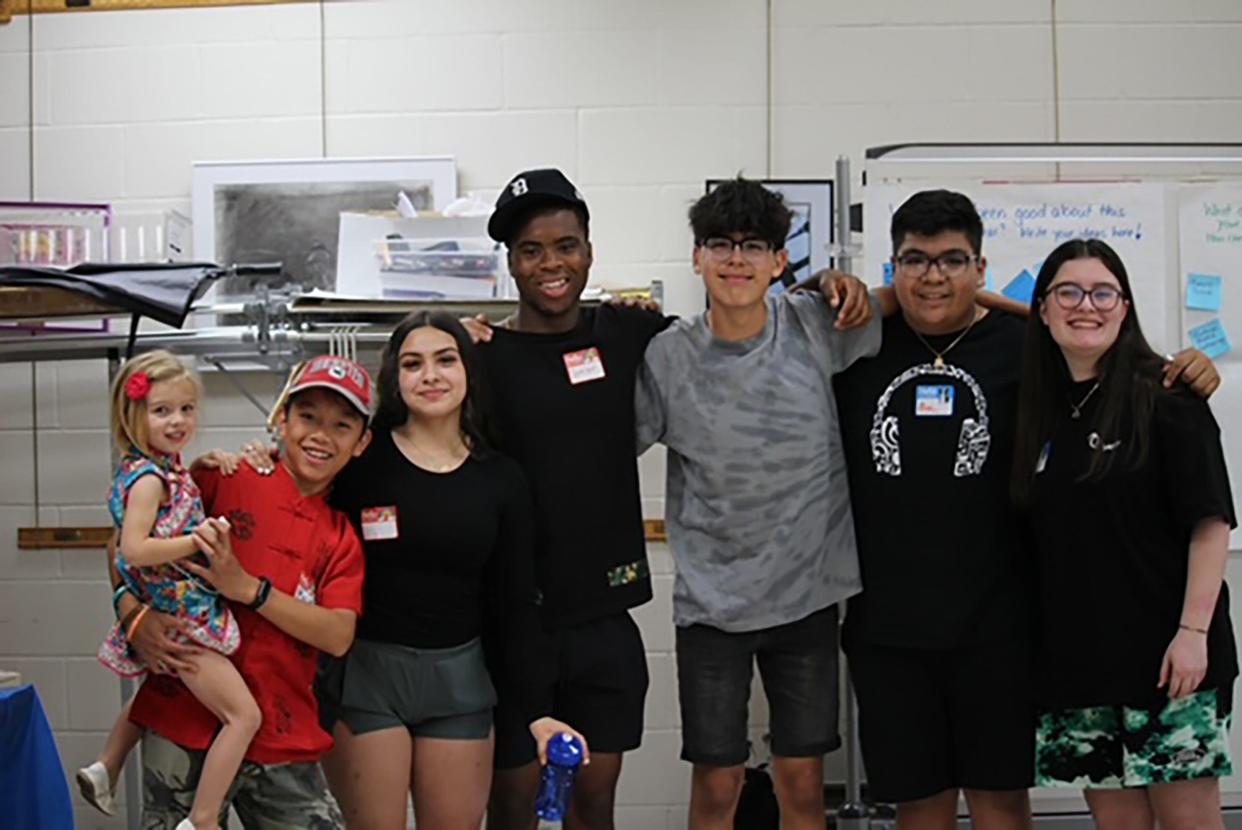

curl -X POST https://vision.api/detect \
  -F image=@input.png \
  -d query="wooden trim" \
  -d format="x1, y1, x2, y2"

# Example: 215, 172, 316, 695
19, 525, 113, 549
22, 522, 666, 548
0, 1, 13, 25
17, 0, 310, 13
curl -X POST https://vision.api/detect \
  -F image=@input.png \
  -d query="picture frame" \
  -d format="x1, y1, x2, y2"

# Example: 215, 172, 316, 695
705, 178, 835, 294
191, 156, 457, 297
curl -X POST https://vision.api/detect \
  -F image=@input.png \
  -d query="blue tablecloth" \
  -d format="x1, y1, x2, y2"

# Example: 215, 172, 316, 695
0, 685, 74, 829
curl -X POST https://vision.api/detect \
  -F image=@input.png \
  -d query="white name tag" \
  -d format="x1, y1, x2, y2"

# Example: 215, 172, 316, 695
360, 505, 398, 541
915, 385, 954, 417
563, 347, 606, 385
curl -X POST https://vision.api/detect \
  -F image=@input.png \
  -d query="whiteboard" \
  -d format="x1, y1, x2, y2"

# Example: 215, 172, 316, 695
863, 181, 1172, 352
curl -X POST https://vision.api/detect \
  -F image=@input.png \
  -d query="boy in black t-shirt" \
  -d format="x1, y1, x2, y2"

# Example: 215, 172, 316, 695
833, 191, 1219, 830
471, 169, 669, 830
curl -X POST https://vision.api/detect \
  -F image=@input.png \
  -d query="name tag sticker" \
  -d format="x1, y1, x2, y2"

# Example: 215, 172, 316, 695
915, 385, 954, 417
563, 347, 606, 385
360, 506, 398, 541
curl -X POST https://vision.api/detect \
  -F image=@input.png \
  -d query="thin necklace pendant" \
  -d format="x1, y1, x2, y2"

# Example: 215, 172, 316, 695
1069, 381, 1100, 420
933, 355, 946, 368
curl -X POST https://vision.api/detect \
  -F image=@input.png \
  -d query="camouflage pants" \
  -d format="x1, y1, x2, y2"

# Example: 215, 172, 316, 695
1036, 686, 1233, 788
141, 731, 343, 829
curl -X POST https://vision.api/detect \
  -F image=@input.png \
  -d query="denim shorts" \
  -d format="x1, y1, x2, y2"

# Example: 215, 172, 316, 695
676, 605, 841, 766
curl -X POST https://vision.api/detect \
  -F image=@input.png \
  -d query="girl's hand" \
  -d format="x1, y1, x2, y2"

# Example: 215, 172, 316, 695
191, 449, 241, 476
185, 518, 259, 604
128, 608, 200, 675
239, 440, 277, 475
528, 716, 590, 767
1159, 628, 1209, 699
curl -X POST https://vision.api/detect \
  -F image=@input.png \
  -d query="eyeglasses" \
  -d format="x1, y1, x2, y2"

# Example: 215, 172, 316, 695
892, 251, 977, 278
699, 237, 774, 262
1045, 283, 1125, 312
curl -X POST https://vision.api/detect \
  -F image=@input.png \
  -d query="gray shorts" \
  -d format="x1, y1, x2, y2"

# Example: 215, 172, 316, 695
140, 731, 342, 830
317, 636, 495, 739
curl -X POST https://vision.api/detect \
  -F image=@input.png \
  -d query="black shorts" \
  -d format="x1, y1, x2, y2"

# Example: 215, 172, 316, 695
676, 605, 841, 767
845, 637, 1035, 804
493, 611, 649, 769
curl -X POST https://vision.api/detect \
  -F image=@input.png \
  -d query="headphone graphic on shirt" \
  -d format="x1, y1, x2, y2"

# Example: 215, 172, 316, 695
869, 362, 992, 478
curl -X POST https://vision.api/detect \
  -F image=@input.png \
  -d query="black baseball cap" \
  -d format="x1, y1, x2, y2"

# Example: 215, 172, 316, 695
488, 168, 590, 243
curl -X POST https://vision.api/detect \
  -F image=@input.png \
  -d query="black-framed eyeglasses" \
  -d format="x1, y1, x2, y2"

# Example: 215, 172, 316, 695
892, 250, 977, 278
699, 237, 774, 262
1045, 282, 1125, 312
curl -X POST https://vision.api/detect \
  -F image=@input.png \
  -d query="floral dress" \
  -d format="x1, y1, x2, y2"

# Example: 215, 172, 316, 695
97, 452, 240, 677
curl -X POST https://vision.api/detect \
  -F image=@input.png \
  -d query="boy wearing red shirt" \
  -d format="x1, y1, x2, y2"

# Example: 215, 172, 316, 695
120, 356, 373, 827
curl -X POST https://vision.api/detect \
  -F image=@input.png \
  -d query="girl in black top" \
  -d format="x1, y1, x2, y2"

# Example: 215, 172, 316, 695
319, 312, 583, 829
1013, 239, 1236, 829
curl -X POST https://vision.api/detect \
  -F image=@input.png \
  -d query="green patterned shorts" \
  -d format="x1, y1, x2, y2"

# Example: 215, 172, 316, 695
1036, 687, 1233, 789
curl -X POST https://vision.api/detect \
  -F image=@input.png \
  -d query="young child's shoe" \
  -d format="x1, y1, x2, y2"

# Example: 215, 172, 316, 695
75, 761, 115, 816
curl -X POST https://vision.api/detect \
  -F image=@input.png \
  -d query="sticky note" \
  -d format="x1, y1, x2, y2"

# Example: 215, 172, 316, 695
1188, 319, 1232, 359
1001, 269, 1037, 305
1186, 273, 1223, 312
882, 261, 894, 286
986, 267, 996, 292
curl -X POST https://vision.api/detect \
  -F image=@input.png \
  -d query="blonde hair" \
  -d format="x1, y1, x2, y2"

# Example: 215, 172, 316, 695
109, 350, 203, 456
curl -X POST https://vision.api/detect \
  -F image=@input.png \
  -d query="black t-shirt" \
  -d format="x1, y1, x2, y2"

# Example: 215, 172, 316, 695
480, 304, 671, 627
330, 431, 547, 717
834, 310, 1032, 649
1029, 380, 1238, 709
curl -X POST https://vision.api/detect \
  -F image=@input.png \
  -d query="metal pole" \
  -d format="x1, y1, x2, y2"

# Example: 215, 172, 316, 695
833, 153, 870, 830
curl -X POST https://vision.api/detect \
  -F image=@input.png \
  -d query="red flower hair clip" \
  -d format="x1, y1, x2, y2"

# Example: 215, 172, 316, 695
125, 371, 151, 401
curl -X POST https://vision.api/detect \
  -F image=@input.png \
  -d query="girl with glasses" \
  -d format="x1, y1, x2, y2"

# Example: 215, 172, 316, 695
1012, 238, 1236, 830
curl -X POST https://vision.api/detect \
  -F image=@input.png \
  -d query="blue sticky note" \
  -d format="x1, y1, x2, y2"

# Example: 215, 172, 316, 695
1186, 273, 1223, 312
1188, 319, 1232, 359
882, 261, 894, 286
985, 267, 995, 291
1002, 269, 1036, 305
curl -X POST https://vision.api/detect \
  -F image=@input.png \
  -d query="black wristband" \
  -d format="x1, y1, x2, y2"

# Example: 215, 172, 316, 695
250, 577, 273, 611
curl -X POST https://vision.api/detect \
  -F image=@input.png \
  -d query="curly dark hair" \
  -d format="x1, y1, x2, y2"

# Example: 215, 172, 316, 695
890, 189, 984, 256
690, 177, 791, 251
372, 311, 499, 456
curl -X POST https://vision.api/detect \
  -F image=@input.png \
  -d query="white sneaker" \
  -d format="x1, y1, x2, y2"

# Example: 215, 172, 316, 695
75, 761, 115, 816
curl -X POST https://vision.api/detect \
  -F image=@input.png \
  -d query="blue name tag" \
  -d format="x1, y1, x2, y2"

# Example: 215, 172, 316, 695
915, 385, 954, 417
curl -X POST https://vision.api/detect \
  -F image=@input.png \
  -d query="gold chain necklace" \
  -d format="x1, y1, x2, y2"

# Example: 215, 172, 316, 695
1069, 381, 1101, 419
912, 316, 978, 369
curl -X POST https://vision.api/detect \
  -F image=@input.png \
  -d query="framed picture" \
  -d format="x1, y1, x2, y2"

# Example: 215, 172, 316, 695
191, 156, 457, 297
705, 179, 834, 294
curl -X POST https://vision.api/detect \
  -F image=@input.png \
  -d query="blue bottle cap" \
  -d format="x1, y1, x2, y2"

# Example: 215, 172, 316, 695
546, 733, 584, 768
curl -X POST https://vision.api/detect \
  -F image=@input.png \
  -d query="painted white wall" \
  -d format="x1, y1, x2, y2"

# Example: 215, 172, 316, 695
2, 2, 1242, 827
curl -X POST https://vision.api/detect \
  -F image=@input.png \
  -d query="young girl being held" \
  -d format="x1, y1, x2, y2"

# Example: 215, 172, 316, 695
77, 350, 260, 830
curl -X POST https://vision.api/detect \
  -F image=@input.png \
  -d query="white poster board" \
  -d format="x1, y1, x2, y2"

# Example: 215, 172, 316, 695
864, 181, 1171, 351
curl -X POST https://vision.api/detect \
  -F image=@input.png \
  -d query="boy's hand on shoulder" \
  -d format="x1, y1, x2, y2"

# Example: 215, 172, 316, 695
460, 314, 495, 344
604, 294, 662, 314
813, 269, 872, 330
1164, 348, 1220, 398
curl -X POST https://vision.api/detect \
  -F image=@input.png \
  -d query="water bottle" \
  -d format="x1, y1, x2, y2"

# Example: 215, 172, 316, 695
534, 733, 585, 822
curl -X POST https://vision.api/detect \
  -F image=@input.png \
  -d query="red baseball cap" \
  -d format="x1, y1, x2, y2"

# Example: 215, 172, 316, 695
286, 356, 373, 421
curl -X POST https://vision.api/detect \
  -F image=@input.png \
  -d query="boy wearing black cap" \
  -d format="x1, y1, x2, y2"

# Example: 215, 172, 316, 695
478, 168, 671, 830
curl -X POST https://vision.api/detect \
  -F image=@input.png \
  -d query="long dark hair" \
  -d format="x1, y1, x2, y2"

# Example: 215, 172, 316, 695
1011, 238, 1165, 506
373, 311, 498, 456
